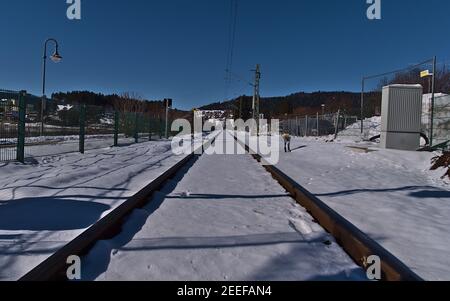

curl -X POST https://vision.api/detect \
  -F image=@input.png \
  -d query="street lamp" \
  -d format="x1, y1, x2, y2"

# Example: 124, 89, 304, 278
41, 38, 62, 136
321, 104, 325, 117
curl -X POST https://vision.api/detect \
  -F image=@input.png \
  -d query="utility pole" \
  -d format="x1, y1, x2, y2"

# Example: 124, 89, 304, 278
361, 77, 365, 135
252, 64, 261, 135
430, 56, 437, 147
164, 98, 172, 139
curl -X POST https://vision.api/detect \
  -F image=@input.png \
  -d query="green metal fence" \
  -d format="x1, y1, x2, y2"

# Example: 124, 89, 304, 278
116, 112, 165, 145
0, 90, 20, 161
0, 90, 171, 163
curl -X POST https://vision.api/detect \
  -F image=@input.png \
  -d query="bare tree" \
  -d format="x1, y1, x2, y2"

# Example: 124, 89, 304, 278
114, 92, 147, 113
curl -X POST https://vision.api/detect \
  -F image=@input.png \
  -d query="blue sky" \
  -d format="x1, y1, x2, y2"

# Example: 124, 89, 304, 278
1, 0, 449, 110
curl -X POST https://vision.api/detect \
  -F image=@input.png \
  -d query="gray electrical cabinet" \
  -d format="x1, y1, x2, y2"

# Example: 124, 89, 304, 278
381, 84, 423, 151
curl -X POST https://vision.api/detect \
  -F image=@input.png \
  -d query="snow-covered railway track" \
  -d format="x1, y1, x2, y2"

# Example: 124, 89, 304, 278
231, 132, 423, 281
19, 134, 218, 281
74, 131, 368, 281
18, 130, 422, 281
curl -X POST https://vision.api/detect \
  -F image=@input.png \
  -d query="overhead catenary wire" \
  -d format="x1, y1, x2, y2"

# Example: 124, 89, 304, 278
363, 58, 434, 80
360, 57, 437, 135
228, 70, 255, 87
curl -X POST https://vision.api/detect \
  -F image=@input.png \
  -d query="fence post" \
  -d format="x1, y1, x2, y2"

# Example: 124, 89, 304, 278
334, 110, 341, 140
316, 113, 319, 137
16, 91, 26, 163
114, 111, 119, 147
159, 115, 163, 139
305, 115, 309, 137
134, 113, 139, 143
148, 116, 152, 141
79, 104, 86, 154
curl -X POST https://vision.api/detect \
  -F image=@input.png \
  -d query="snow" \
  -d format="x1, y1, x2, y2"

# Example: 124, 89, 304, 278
338, 116, 381, 141
81, 131, 365, 281
57, 105, 74, 112
269, 136, 450, 280
4, 127, 446, 281
318, 116, 426, 146
423, 93, 450, 145
422, 93, 448, 122
1, 134, 164, 159
1, 134, 121, 146
100, 118, 114, 125
0, 135, 212, 281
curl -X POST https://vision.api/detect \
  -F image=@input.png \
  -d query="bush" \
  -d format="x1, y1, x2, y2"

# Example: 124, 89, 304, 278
431, 152, 450, 179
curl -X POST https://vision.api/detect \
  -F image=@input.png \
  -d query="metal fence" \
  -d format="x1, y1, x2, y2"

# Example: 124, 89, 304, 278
0, 90, 170, 162
281, 100, 450, 147
0, 90, 20, 161
280, 113, 374, 140
430, 94, 450, 146
358, 58, 450, 147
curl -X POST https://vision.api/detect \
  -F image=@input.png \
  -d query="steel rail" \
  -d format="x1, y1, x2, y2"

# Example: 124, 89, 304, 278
20, 134, 218, 281
231, 132, 423, 281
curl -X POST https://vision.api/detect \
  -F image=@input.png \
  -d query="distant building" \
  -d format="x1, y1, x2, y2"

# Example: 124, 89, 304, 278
0, 98, 16, 106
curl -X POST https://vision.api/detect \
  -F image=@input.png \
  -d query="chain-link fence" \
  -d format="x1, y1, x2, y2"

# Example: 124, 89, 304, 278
281, 102, 450, 148
0, 90, 172, 162
280, 113, 375, 140
431, 94, 450, 147
360, 58, 450, 147
280, 58, 450, 147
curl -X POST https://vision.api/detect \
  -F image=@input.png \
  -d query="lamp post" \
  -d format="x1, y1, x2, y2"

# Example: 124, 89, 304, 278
321, 104, 325, 118
41, 38, 62, 136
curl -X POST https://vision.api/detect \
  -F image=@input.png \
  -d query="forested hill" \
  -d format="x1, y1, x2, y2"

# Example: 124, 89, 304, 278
200, 66, 450, 119
200, 91, 381, 119
51, 91, 190, 118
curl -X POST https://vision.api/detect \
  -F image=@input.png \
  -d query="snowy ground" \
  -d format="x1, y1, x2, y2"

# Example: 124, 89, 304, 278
338, 117, 381, 141
0, 134, 212, 281
1, 134, 160, 159
81, 131, 365, 281
237, 132, 450, 280
3, 127, 447, 281
336, 116, 428, 146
